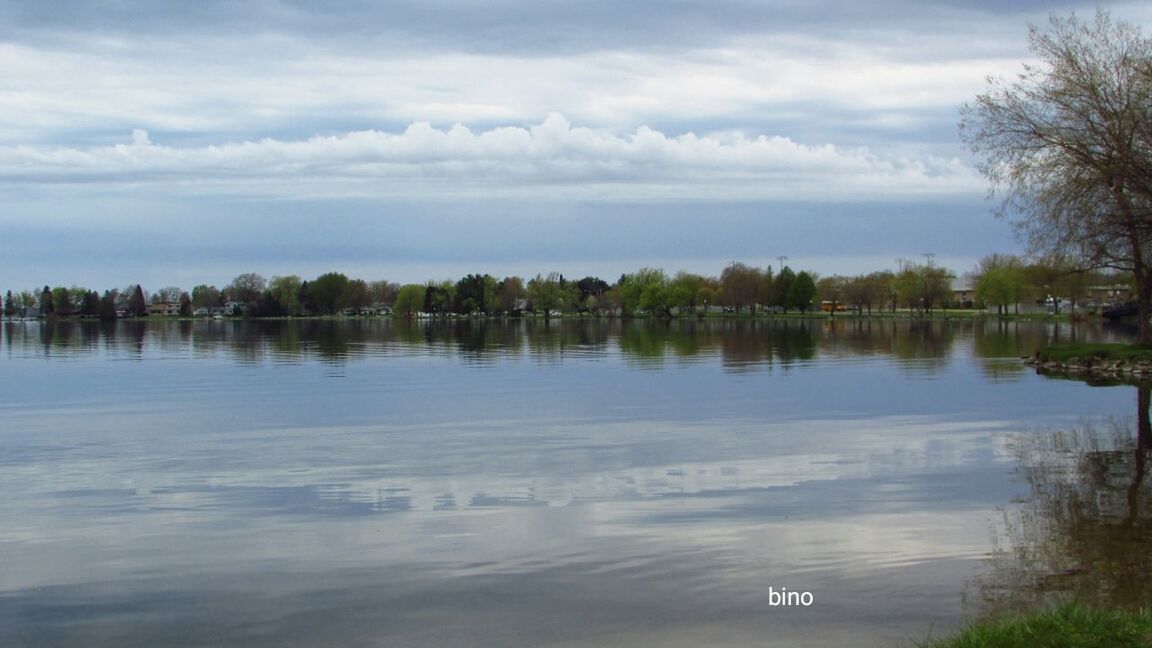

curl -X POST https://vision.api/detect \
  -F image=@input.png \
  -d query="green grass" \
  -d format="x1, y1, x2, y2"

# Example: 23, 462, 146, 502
916, 605, 1152, 648
1035, 343, 1152, 363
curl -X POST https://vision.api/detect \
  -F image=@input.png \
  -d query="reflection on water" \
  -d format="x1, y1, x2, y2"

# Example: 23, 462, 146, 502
972, 383, 1152, 616
2, 317, 1130, 369
0, 319, 1143, 646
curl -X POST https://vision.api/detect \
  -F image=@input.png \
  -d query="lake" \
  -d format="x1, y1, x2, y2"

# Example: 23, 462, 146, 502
1, 318, 1148, 647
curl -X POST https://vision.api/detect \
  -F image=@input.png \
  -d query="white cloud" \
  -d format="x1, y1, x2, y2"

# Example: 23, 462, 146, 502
0, 115, 983, 201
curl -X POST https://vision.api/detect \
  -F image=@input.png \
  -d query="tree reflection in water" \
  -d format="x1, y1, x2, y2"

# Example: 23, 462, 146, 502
972, 382, 1152, 616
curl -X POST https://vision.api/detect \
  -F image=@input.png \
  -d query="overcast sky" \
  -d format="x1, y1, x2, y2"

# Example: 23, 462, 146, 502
3, 0, 1150, 291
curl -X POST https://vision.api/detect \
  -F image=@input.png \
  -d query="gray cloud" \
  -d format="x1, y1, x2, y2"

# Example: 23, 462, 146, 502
9, 0, 1133, 290
0, 0, 1114, 56
0, 116, 982, 200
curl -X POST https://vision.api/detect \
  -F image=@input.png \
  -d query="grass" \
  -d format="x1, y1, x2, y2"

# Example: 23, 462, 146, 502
916, 605, 1152, 648
1034, 343, 1152, 363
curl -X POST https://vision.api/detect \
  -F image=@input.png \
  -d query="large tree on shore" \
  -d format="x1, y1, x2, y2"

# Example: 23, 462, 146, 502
960, 10, 1152, 340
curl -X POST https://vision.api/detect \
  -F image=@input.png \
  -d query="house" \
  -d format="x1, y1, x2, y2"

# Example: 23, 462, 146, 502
147, 302, 182, 317
1087, 284, 1132, 306
223, 301, 249, 316
951, 277, 975, 309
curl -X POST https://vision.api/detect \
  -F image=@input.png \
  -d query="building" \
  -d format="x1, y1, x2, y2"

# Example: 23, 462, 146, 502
951, 277, 975, 309
147, 302, 182, 317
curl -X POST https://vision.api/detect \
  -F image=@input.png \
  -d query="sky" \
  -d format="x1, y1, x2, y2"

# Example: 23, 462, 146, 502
3, 0, 1151, 292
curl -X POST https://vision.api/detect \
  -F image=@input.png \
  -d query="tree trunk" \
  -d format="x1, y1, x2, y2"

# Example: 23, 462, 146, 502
1138, 266, 1152, 344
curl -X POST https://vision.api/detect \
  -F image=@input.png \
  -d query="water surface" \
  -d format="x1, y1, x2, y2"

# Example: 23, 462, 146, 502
0, 318, 1145, 646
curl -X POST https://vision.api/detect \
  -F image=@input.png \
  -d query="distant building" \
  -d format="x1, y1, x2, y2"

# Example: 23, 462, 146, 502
1088, 284, 1132, 306
223, 302, 249, 316
147, 302, 182, 317
951, 277, 975, 309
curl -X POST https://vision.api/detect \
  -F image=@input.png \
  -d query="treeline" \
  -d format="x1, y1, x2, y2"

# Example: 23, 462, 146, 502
967, 254, 1119, 315
1, 254, 1126, 320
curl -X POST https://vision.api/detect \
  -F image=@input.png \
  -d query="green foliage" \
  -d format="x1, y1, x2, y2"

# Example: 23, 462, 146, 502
576, 276, 610, 310
340, 279, 370, 311
423, 280, 454, 314
773, 267, 796, 313
896, 264, 952, 313
51, 287, 75, 317
304, 272, 349, 315
916, 604, 1152, 648
98, 290, 118, 321
526, 272, 575, 318
618, 267, 673, 316
393, 284, 426, 317
191, 284, 222, 309
1035, 343, 1152, 363
454, 273, 496, 314
80, 290, 100, 318
960, 10, 1152, 341
976, 267, 1026, 314
268, 276, 303, 315
789, 271, 817, 313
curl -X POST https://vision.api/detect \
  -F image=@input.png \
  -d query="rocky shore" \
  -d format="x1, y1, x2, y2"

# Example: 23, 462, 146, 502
1023, 354, 1152, 380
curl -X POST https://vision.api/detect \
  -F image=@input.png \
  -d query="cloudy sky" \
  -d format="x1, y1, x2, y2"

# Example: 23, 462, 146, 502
3, 0, 1150, 291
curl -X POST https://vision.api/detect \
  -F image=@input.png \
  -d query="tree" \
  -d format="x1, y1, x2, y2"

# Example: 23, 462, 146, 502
128, 285, 148, 317
80, 290, 100, 318
423, 280, 454, 315
842, 274, 886, 315
497, 276, 526, 314
304, 272, 349, 315
526, 272, 574, 319
575, 276, 610, 313
368, 280, 399, 307
19, 291, 36, 317
393, 284, 426, 317
268, 275, 303, 316
789, 271, 817, 313
226, 273, 266, 304
975, 267, 1025, 316
52, 286, 75, 317
340, 279, 371, 312
191, 284, 222, 309
3, 290, 16, 319
98, 290, 119, 320
454, 273, 494, 314
816, 275, 847, 312
894, 264, 952, 314
960, 11, 1152, 340
152, 286, 183, 304
39, 286, 54, 318
772, 267, 796, 313
720, 262, 762, 313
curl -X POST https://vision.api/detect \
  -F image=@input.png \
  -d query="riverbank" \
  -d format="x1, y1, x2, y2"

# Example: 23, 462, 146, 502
915, 604, 1152, 648
1025, 343, 1152, 381
5, 309, 1082, 323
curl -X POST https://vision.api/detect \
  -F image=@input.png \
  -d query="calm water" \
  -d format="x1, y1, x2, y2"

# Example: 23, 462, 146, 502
1, 318, 1148, 647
